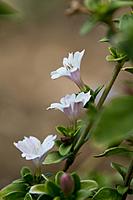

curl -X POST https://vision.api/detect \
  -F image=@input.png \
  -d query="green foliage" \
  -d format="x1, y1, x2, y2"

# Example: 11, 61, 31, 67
92, 187, 122, 200
106, 47, 128, 63
117, 13, 133, 61
43, 151, 66, 164
94, 147, 133, 158
82, 0, 133, 34
0, 1, 16, 15
111, 162, 127, 180
91, 96, 133, 147
29, 172, 98, 200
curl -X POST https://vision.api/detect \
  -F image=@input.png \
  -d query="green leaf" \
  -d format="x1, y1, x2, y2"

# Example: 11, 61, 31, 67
117, 185, 128, 195
122, 67, 133, 74
76, 189, 92, 200
71, 173, 81, 193
80, 17, 97, 35
80, 180, 98, 191
21, 167, 32, 178
24, 193, 33, 200
55, 171, 64, 186
91, 96, 133, 147
21, 167, 33, 183
111, 162, 127, 180
92, 187, 122, 200
56, 126, 67, 136
29, 184, 46, 195
0, 1, 16, 15
94, 147, 133, 158
43, 151, 66, 165
0, 182, 28, 198
45, 181, 60, 197
2, 191, 26, 200
59, 144, 72, 156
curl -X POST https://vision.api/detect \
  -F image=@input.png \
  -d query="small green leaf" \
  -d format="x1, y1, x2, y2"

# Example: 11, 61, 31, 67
117, 185, 128, 195
24, 193, 33, 200
80, 180, 98, 191
111, 162, 127, 180
59, 144, 72, 156
56, 126, 67, 136
21, 167, 32, 178
100, 37, 109, 43
45, 181, 60, 197
80, 17, 97, 35
92, 187, 122, 200
43, 151, 66, 165
76, 189, 92, 200
94, 147, 133, 158
30, 184, 46, 194
122, 67, 133, 74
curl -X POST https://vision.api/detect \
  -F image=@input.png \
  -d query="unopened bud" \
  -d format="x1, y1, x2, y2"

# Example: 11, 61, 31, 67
60, 173, 74, 196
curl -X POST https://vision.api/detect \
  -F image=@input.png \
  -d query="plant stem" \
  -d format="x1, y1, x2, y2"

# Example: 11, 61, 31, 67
122, 158, 133, 200
64, 61, 124, 172
97, 62, 123, 109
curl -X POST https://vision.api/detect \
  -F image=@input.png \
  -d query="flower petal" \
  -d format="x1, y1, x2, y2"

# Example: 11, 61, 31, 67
51, 67, 70, 79
75, 91, 91, 106
47, 103, 64, 112
40, 135, 57, 156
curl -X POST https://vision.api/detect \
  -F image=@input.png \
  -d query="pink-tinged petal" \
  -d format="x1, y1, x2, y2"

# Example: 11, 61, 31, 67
51, 67, 70, 79
74, 49, 85, 69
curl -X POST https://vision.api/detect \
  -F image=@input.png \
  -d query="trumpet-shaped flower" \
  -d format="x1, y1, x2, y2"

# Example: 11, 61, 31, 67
51, 50, 85, 89
14, 135, 56, 165
47, 92, 91, 121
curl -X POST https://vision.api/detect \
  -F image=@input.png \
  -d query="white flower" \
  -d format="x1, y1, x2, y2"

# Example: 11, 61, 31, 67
51, 50, 85, 89
14, 135, 56, 165
47, 91, 91, 121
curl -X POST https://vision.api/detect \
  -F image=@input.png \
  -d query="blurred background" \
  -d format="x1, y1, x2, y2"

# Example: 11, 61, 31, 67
0, 0, 132, 190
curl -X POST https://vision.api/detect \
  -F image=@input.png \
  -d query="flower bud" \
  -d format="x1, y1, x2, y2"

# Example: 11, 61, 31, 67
60, 173, 74, 196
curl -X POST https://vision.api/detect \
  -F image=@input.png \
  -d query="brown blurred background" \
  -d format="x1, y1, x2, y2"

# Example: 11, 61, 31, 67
0, 0, 132, 189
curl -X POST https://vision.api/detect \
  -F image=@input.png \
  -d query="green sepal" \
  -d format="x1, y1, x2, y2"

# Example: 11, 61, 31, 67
94, 147, 133, 158
56, 126, 68, 136
20, 167, 33, 183
43, 151, 66, 165
55, 171, 64, 186
111, 162, 127, 180
71, 172, 81, 193
59, 143, 72, 156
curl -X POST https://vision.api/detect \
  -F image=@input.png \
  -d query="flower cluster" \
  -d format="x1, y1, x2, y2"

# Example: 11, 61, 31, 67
14, 50, 90, 168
